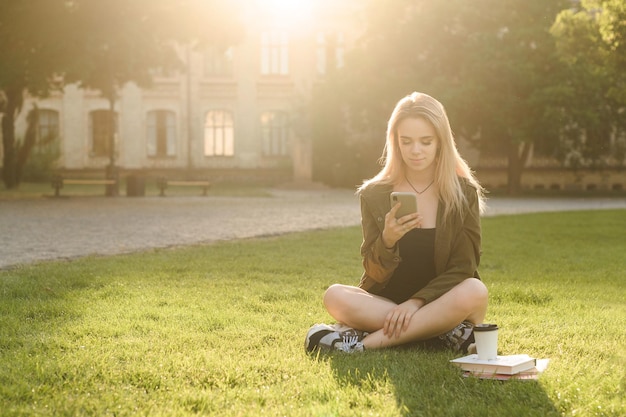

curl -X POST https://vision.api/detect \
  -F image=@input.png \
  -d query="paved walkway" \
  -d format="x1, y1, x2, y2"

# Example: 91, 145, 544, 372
1, 189, 625, 269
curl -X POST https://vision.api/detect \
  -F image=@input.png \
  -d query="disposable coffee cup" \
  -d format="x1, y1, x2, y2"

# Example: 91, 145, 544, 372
473, 323, 498, 360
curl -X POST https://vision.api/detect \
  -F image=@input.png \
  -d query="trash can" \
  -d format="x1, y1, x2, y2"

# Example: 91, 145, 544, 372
126, 175, 146, 197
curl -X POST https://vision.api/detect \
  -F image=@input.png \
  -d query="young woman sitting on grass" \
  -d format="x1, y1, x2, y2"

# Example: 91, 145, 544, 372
305, 92, 488, 353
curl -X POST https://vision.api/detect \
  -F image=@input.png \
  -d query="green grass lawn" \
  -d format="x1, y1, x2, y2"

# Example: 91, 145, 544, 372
1, 211, 624, 416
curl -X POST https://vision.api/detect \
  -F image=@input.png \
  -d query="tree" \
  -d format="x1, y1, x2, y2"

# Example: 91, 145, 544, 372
551, 0, 626, 171
312, 0, 570, 194
446, 0, 571, 194
59, 0, 242, 195
1, 0, 241, 191
0, 0, 69, 189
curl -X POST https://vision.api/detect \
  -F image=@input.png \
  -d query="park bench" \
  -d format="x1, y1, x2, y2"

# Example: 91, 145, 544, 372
51, 176, 117, 197
156, 177, 211, 196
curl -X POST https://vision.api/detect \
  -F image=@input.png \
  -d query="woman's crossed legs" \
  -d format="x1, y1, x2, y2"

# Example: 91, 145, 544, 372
323, 278, 488, 350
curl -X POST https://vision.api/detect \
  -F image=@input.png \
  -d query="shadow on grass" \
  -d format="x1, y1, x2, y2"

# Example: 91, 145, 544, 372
319, 348, 560, 417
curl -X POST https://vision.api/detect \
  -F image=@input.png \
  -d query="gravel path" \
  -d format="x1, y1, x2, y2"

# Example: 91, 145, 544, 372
1, 189, 625, 269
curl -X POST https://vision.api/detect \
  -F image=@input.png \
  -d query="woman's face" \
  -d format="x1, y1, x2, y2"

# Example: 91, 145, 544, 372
396, 117, 439, 175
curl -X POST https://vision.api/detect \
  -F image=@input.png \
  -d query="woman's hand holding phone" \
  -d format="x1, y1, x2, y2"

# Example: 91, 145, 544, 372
382, 202, 422, 249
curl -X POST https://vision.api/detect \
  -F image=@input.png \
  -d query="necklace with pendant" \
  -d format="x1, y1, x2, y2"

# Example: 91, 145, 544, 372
405, 174, 435, 195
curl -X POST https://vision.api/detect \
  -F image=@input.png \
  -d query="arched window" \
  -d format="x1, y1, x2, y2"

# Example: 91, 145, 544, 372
89, 110, 118, 157
147, 110, 177, 157
204, 110, 234, 156
260, 111, 289, 156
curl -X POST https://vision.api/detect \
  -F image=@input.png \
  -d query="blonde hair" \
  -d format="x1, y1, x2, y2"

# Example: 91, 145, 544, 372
359, 92, 486, 217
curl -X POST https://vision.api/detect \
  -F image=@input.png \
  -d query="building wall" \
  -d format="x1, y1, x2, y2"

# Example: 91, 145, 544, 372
477, 167, 626, 192
8, 0, 363, 183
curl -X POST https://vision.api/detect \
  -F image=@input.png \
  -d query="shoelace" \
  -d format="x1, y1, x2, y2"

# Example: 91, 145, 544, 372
340, 334, 360, 352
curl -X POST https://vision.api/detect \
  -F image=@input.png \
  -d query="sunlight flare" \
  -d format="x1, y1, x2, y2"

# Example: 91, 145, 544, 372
256, 0, 315, 30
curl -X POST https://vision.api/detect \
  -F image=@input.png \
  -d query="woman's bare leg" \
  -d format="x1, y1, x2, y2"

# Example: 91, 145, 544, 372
323, 278, 488, 350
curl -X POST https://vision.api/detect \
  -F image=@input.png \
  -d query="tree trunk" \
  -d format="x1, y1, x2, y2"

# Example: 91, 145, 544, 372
105, 94, 119, 196
1, 86, 24, 189
15, 104, 40, 184
507, 140, 532, 195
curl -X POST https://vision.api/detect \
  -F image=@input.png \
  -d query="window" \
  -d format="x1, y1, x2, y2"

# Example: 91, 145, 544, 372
317, 32, 345, 75
261, 31, 289, 75
204, 110, 234, 156
260, 111, 289, 156
34, 109, 59, 155
204, 46, 234, 77
89, 110, 118, 157
38, 109, 60, 145
147, 110, 177, 157
30, 109, 59, 156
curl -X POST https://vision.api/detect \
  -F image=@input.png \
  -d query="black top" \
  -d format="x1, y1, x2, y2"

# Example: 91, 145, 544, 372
374, 228, 437, 304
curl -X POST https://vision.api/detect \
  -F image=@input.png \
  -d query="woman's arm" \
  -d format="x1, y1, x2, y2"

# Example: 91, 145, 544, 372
359, 194, 401, 284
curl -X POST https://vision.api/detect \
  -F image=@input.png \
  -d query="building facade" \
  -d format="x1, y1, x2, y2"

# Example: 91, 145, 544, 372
8, 0, 362, 185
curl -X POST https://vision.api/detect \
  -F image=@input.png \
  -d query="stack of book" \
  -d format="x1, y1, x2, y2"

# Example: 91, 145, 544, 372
450, 354, 546, 380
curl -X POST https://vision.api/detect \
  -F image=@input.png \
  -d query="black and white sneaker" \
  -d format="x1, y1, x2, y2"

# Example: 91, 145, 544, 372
438, 320, 475, 353
339, 330, 366, 353
305, 323, 367, 353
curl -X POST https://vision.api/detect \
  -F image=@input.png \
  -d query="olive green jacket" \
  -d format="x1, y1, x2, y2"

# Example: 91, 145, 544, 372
357, 178, 481, 304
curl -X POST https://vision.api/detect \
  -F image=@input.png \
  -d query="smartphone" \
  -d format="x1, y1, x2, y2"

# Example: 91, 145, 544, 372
390, 192, 418, 219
